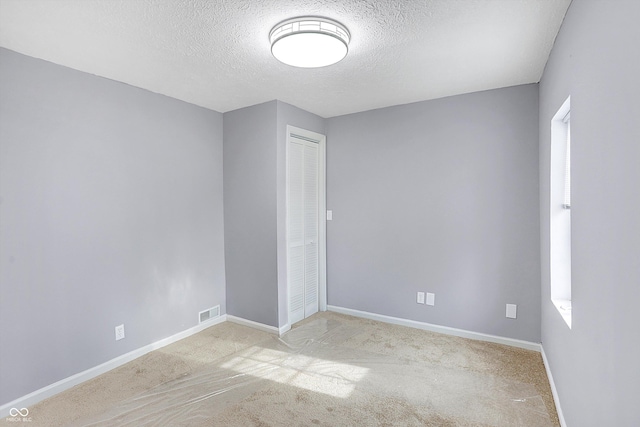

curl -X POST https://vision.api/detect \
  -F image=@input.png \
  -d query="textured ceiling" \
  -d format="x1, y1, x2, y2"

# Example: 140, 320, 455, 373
0, 0, 571, 118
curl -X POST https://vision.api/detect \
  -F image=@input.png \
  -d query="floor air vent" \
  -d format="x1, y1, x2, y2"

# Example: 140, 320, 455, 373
199, 305, 220, 323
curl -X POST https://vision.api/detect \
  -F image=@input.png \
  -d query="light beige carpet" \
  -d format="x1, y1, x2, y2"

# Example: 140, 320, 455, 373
10, 312, 559, 426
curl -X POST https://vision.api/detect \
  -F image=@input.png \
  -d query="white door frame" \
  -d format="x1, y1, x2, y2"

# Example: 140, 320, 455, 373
286, 125, 327, 324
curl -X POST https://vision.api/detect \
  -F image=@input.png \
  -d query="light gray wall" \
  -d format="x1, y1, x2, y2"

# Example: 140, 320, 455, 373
275, 101, 326, 328
0, 48, 226, 406
223, 101, 278, 326
539, 1, 640, 425
223, 100, 326, 329
327, 84, 541, 342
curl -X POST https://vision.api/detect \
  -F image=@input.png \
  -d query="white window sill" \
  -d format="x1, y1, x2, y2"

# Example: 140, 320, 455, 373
552, 298, 572, 329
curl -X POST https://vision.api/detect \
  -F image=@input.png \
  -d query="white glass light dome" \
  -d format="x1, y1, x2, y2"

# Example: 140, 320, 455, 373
270, 17, 350, 68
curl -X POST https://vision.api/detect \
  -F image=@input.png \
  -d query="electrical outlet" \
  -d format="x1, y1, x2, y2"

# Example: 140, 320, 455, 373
115, 324, 125, 341
417, 292, 425, 304
506, 304, 517, 319
426, 293, 435, 306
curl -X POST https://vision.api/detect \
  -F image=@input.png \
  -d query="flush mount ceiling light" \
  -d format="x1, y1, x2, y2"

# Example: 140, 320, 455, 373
270, 17, 350, 68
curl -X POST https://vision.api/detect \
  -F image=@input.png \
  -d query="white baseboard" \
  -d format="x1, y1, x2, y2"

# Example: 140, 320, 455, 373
327, 305, 541, 352
0, 315, 227, 418
226, 315, 281, 335
225, 315, 290, 337
540, 345, 567, 427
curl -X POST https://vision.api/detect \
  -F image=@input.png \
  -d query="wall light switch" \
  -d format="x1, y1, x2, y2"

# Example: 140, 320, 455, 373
506, 304, 517, 319
417, 292, 425, 304
426, 293, 435, 306
326, 210, 333, 221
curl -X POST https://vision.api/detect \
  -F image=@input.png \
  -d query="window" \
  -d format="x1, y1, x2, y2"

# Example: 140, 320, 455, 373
550, 96, 571, 328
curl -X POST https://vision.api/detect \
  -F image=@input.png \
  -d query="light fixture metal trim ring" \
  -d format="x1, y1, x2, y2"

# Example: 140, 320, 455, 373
269, 16, 350, 67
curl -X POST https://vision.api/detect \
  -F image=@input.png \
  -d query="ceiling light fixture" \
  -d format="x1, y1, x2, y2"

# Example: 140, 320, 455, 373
270, 17, 350, 68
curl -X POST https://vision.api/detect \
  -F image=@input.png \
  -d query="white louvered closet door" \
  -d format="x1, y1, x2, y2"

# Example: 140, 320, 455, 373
288, 135, 319, 325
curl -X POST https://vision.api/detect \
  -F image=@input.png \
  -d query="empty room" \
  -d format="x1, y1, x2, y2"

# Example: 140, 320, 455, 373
0, 0, 638, 426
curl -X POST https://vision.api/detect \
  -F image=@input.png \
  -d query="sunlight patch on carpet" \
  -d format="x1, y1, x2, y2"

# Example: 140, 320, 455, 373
220, 346, 369, 398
